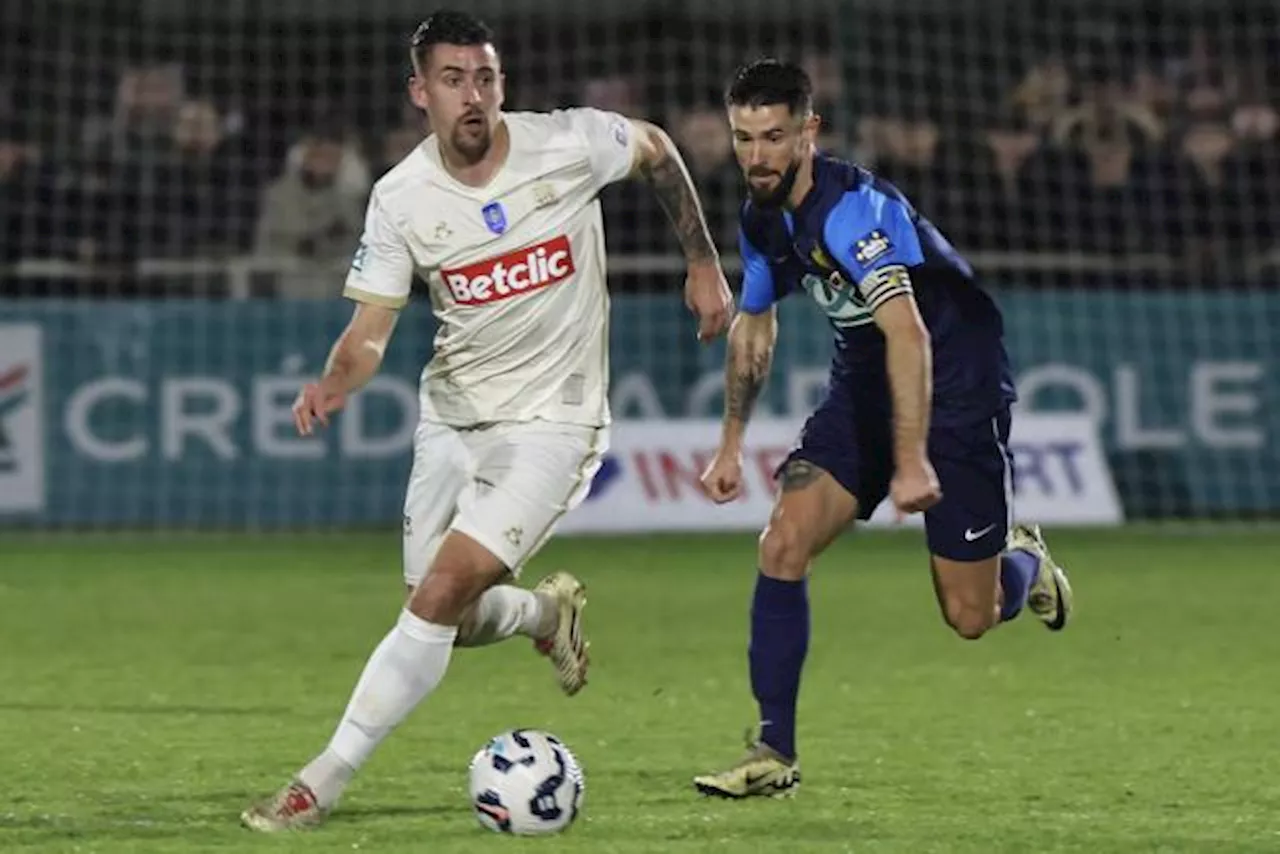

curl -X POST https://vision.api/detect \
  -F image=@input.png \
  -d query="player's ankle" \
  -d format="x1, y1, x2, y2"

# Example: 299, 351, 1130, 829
299, 749, 355, 809
531, 591, 558, 640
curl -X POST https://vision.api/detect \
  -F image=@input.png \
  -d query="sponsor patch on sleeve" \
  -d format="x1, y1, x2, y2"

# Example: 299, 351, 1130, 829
852, 229, 893, 267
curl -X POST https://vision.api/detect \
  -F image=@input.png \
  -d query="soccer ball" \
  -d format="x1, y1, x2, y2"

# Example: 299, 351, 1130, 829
468, 728, 585, 835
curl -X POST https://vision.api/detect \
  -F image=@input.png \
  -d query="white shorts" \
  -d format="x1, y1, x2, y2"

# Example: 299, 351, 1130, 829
401, 419, 607, 587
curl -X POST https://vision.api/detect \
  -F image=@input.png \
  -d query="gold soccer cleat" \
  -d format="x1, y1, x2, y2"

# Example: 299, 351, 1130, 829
532, 571, 590, 696
1011, 523, 1073, 631
693, 734, 801, 799
240, 780, 327, 833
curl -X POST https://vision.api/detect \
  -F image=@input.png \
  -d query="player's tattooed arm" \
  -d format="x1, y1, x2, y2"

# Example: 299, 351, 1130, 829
721, 309, 778, 447
630, 120, 718, 263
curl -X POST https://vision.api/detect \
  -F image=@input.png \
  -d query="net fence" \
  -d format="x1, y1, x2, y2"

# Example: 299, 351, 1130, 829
1, 0, 1278, 527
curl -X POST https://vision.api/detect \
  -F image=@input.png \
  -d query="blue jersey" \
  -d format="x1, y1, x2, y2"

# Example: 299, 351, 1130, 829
738, 153, 1016, 426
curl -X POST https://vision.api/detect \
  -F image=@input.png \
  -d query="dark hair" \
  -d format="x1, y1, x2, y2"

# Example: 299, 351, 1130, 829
724, 58, 813, 116
410, 9, 495, 71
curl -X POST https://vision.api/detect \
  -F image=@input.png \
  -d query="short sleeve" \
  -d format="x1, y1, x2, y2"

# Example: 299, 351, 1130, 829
564, 107, 639, 189
825, 190, 924, 312
342, 191, 414, 309
738, 227, 779, 315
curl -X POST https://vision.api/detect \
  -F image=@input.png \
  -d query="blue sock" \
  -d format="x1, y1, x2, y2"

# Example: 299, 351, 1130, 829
749, 573, 809, 761
999, 549, 1039, 622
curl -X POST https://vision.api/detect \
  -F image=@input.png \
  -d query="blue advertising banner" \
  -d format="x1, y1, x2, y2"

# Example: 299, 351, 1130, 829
1, 290, 1276, 526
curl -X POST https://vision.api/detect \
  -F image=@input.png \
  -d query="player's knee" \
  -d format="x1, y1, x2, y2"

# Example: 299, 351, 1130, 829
407, 536, 505, 625
943, 599, 996, 640
758, 519, 812, 580
408, 567, 478, 624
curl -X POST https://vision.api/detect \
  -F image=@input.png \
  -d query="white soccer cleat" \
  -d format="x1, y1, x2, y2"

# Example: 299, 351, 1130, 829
1011, 523, 1073, 631
532, 571, 590, 696
240, 780, 327, 833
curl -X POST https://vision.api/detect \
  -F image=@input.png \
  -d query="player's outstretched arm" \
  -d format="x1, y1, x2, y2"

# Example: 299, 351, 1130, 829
723, 309, 778, 446
701, 308, 778, 503
293, 303, 399, 436
629, 120, 718, 263
628, 119, 733, 341
872, 294, 940, 513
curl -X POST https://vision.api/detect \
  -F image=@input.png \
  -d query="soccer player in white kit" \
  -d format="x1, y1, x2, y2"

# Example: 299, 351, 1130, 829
240, 9, 733, 832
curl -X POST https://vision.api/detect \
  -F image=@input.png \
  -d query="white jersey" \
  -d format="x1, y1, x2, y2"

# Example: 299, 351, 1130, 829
342, 108, 640, 428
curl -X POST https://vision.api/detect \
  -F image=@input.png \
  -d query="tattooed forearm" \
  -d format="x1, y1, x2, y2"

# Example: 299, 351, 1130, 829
726, 347, 770, 424
722, 313, 777, 447
639, 129, 717, 263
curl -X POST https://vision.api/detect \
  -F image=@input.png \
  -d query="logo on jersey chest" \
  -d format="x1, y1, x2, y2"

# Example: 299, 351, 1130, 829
532, 182, 559, 209
799, 243, 850, 290
802, 272, 872, 328
809, 245, 835, 271
440, 235, 575, 306
481, 201, 508, 234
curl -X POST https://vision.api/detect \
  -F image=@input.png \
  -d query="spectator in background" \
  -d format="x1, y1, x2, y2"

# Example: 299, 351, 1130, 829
253, 125, 365, 298
581, 73, 644, 118
284, 130, 371, 203
0, 123, 56, 266
1051, 70, 1164, 149
377, 100, 426, 177
74, 63, 188, 265
802, 51, 858, 153
1010, 55, 1074, 133
168, 99, 258, 254
1042, 70, 1160, 253
579, 73, 667, 255
1225, 71, 1280, 254
945, 106, 1041, 251
1180, 108, 1237, 191
871, 110, 949, 227
379, 125, 423, 177
1167, 28, 1240, 117
83, 62, 185, 166
670, 102, 738, 250
1161, 107, 1240, 272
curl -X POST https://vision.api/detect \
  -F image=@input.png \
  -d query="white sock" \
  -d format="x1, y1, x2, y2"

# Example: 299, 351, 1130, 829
456, 586, 555, 647
299, 609, 457, 807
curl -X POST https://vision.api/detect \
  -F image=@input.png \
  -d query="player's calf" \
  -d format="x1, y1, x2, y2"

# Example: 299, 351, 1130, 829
744, 460, 855, 765
243, 532, 511, 833
930, 555, 1002, 640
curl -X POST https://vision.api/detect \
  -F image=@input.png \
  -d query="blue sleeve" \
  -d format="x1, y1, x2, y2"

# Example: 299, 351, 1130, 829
738, 227, 779, 315
824, 190, 923, 311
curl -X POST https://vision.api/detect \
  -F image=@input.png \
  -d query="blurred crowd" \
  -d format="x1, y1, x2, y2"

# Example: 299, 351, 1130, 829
2, 8, 1279, 296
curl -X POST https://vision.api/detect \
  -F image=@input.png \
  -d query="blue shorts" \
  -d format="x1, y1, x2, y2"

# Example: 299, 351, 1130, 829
780, 381, 1013, 562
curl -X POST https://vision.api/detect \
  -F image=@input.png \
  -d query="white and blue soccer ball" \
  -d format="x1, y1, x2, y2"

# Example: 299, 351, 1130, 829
468, 728, 585, 836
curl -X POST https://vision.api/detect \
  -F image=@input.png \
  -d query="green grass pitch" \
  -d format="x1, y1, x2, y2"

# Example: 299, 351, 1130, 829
2, 528, 1279, 853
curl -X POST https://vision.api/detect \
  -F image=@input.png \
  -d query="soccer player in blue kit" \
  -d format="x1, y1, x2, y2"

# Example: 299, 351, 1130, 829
692, 58, 1075, 799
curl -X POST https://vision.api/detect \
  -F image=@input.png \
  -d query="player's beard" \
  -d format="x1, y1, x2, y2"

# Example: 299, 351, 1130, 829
746, 157, 801, 209
450, 112, 492, 164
